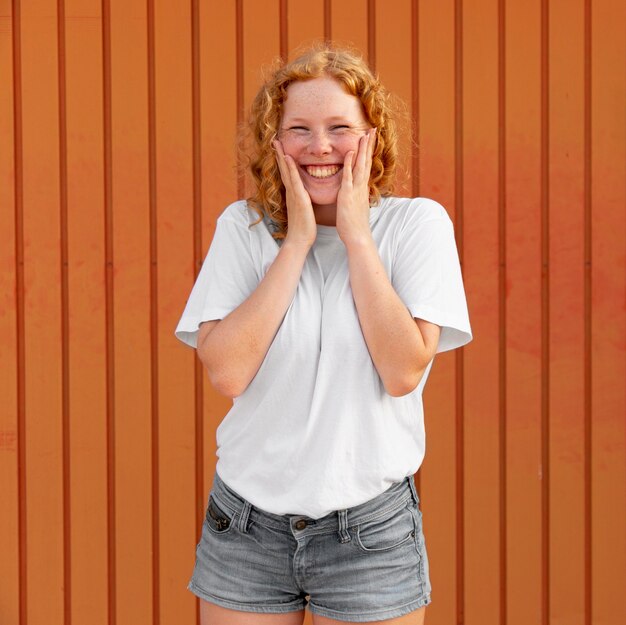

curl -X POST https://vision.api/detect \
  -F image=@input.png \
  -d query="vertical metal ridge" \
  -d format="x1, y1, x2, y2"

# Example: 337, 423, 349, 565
102, 1, 116, 624
323, 0, 331, 43
279, 0, 287, 59
367, 0, 375, 71
540, 2, 550, 624
583, 1, 592, 623
190, 1, 205, 600
235, 0, 244, 198
12, 1, 26, 623
497, 1, 507, 623
146, 1, 160, 623
57, 1, 71, 623
411, 0, 421, 498
454, 1, 465, 623
410, 0, 420, 201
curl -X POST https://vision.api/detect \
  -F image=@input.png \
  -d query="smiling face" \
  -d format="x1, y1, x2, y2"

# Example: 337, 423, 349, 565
278, 76, 371, 214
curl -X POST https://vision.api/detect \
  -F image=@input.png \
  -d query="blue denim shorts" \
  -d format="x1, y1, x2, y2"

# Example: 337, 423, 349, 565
188, 470, 432, 622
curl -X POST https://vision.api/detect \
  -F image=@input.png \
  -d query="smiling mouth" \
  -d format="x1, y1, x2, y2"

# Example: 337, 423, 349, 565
303, 164, 341, 179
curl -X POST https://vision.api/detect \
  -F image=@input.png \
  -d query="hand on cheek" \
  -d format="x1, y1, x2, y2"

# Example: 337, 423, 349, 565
336, 128, 376, 245
273, 139, 317, 248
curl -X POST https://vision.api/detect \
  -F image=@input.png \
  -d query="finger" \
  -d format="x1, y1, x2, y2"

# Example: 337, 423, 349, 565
365, 128, 376, 184
273, 140, 288, 180
341, 151, 355, 186
359, 128, 376, 181
367, 127, 376, 163
273, 139, 292, 187
353, 131, 370, 183
283, 153, 306, 193
284, 154, 316, 209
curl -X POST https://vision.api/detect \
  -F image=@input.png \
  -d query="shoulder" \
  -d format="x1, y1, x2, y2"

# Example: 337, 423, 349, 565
378, 196, 453, 231
218, 199, 261, 227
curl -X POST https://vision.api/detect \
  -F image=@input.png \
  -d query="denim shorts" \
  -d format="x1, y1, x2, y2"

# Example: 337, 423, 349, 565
187, 470, 432, 622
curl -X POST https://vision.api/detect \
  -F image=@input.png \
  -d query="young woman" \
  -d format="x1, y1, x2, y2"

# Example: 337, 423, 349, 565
175, 44, 472, 625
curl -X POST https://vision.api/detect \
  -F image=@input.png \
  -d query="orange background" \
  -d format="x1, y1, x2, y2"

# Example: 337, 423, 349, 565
1, 1, 625, 625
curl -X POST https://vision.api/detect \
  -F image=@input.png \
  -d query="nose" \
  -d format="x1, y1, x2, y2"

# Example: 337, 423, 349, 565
307, 130, 332, 156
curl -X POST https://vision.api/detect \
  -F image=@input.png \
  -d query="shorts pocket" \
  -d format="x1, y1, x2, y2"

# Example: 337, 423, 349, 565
354, 500, 416, 553
205, 494, 235, 535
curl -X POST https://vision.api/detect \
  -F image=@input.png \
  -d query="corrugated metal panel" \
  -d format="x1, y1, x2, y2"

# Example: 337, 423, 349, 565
0, 1, 624, 625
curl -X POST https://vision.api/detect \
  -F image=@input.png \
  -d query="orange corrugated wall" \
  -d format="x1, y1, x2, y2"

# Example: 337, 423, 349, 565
1, 1, 624, 625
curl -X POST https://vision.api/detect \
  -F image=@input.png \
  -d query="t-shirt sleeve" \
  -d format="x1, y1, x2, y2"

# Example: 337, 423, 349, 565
174, 206, 260, 348
391, 203, 473, 354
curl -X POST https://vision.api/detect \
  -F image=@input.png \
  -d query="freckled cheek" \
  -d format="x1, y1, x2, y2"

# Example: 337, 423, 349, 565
281, 145, 300, 162
339, 137, 364, 160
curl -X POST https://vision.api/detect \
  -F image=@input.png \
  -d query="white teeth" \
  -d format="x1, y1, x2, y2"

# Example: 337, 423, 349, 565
305, 165, 340, 179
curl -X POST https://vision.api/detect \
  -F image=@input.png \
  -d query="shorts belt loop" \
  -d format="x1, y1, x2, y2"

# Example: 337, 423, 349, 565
336, 509, 351, 543
238, 501, 252, 534
407, 474, 420, 506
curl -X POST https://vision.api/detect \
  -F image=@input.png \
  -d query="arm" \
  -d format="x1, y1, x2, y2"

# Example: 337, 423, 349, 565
336, 129, 441, 396
345, 236, 441, 396
198, 140, 317, 399
197, 239, 310, 398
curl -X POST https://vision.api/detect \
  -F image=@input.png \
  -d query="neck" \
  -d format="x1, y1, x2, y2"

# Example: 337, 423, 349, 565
313, 204, 337, 226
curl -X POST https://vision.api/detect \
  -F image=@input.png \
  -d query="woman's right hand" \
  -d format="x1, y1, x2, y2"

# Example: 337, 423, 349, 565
273, 139, 317, 249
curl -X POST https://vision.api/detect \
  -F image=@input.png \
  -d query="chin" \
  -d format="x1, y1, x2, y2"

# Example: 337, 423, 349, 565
306, 189, 339, 208
311, 198, 338, 209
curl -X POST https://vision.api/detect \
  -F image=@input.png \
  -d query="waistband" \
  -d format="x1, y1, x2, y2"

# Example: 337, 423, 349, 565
210, 470, 420, 542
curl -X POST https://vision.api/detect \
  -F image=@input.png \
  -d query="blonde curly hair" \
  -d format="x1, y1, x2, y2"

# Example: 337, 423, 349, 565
241, 43, 401, 239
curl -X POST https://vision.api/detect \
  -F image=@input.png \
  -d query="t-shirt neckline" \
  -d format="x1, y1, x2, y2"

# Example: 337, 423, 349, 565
314, 200, 385, 237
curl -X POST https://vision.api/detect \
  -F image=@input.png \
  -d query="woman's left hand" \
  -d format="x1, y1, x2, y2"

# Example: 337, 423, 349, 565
335, 127, 376, 245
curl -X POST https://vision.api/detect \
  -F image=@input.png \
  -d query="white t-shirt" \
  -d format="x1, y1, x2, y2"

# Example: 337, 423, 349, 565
175, 196, 472, 519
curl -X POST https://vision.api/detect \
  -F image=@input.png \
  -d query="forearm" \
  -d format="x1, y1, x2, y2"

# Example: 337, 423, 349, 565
345, 235, 432, 396
198, 240, 310, 397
